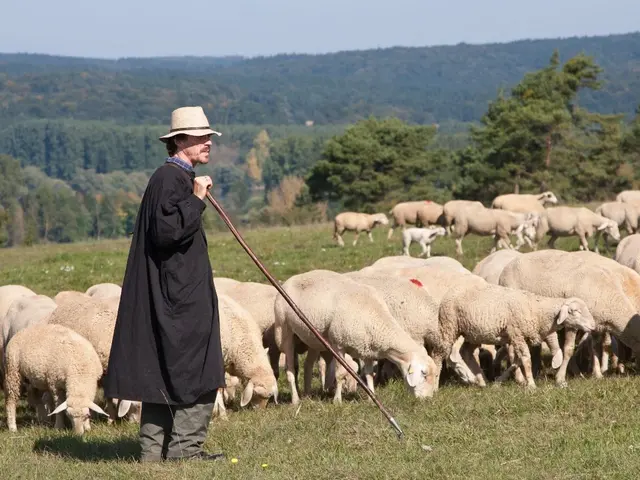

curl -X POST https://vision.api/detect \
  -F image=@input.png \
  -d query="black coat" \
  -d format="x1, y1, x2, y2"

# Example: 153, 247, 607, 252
103, 162, 225, 405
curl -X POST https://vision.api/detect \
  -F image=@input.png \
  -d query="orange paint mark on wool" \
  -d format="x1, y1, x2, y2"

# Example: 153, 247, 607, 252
409, 278, 423, 287
424, 200, 432, 203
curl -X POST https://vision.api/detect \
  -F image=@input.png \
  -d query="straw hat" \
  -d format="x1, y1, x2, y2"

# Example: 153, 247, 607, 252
159, 106, 222, 142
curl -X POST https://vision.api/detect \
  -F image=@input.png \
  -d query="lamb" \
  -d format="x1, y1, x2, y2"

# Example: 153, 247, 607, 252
4, 323, 108, 435
438, 283, 595, 389
535, 206, 620, 253
498, 249, 640, 386
85, 283, 122, 299
615, 234, 640, 274
451, 206, 538, 255
333, 212, 389, 247
491, 191, 558, 213
442, 200, 484, 234
387, 201, 445, 239
594, 202, 639, 250
214, 293, 278, 417
401, 226, 447, 257
274, 269, 438, 405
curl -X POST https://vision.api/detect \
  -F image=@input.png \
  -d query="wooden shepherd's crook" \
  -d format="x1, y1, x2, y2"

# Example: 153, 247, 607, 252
205, 191, 404, 439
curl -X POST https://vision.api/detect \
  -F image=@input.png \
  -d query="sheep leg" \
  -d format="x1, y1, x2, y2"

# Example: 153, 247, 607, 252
211, 389, 228, 421
4, 358, 21, 432
352, 232, 360, 246
303, 350, 320, 396
556, 329, 577, 387
367, 230, 374, 243
601, 332, 613, 374
419, 240, 428, 257
282, 329, 300, 405
459, 342, 487, 387
509, 344, 527, 385
588, 333, 603, 379
447, 336, 477, 384
513, 341, 536, 390
387, 226, 395, 240
547, 234, 558, 249
429, 348, 445, 391
318, 355, 327, 391
27, 387, 48, 424
578, 231, 591, 253
455, 237, 464, 256
51, 387, 67, 429
332, 349, 347, 404
362, 359, 376, 400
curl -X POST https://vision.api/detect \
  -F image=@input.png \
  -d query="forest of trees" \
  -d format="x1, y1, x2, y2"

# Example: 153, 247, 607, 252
1, 32, 639, 128
0, 35, 639, 247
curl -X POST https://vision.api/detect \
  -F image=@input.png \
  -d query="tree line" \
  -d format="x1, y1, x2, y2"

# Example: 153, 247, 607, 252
1, 32, 639, 129
0, 51, 639, 246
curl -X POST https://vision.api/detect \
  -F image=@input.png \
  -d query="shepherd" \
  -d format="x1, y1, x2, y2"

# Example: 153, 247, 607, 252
104, 106, 226, 463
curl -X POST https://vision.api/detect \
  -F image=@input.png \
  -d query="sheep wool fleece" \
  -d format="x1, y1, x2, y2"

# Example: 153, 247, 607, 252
104, 162, 225, 406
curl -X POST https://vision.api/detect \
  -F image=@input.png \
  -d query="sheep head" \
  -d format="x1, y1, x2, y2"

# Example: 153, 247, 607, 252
49, 398, 109, 435
372, 213, 390, 226
557, 297, 596, 332
240, 368, 278, 409
597, 220, 620, 241
402, 349, 438, 399
539, 191, 558, 205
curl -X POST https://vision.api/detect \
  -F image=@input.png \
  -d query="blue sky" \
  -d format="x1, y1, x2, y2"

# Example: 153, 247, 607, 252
2, 0, 639, 58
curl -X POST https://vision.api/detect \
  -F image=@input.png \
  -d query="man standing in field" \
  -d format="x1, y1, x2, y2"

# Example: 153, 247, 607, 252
104, 106, 226, 463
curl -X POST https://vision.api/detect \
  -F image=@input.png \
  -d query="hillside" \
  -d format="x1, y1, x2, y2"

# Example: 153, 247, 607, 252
1, 32, 639, 128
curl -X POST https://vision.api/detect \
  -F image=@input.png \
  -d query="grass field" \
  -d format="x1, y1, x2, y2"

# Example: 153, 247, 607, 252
1, 222, 637, 480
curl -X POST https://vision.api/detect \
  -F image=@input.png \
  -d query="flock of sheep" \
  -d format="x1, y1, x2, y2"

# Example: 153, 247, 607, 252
4, 189, 640, 437
332, 190, 640, 257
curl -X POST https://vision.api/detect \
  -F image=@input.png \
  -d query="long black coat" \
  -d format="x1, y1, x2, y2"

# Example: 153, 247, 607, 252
103, 162, 225, 405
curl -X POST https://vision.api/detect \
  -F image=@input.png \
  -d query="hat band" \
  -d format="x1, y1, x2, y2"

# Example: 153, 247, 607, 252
169, 126, 212, 133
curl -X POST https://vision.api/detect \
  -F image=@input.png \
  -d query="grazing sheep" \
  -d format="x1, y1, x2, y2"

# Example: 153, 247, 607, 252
387, 201, 445, 239
401, 226, 447, 257
491, 191, 558, 213
594, 202, 639, 250
443, 200, 484, 234
85, 283, 122, 299
439, 283, 595, 389
499, 249, 640, 386
616, 190, 640, 204
367, 255, 469, 274
535, 206, 620, 253
274, 270, 438, 404
333, 212, 389, 247
214, 293, 278, 418
451, 206, 538, 255
4, 323, 108, 435
615, 234, 640, 274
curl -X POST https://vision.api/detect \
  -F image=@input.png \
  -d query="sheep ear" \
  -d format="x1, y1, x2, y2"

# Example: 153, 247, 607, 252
551, 350, 563, 369
558, 304, 570, 325
49, 400, 68, 416
89, 401, 109, 416
405, 365, 420, 388
240, 381, 254, 407
117, 400, 132, 418
597, 222, 609, 231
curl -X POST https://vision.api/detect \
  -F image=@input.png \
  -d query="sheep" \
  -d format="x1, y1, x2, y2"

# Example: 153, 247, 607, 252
274, 269, 438, 405
0, 285, 37, 321
616, 190, 640, 204
438, 282, 595, 389
2, 295, 58, 353
472, 250, 523, 285
85, 283, 122, 299
535, 206, 620, 253
615, 234, 640, 274
491, 191, 558, 213
54, 290, 90, 305
333, 212, 389, 247
45, 296, 140, 423
451, 206, 539, 255
594, 202, 639, 250
215, 293, 278, 416
387, 201, 445, 239
498, 249, 640, 386
343, 271, 452, 388
367, 255, 470, 274
442, 200, 484, 234
4, 323, 108, 435
401, 226, 447, 257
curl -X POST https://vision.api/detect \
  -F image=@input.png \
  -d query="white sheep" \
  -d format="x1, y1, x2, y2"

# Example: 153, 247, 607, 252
85, 283, 122, 299
491, 191, 558, 213
367, 255, 470, 274
216, 293, 278, 415
2, 295, 58, 354
439, 282, 595, 389
4, 323, 108, 435
442, 200, 484, 234
387, 201, 445, 239
0, 285, 37, 321
535, 206, 620, 253
451, 206, 538, 255
616, 190, 640, 204
274, 269, 438, 405
333, 212, 389, 247
401, 226, 447, 257
472, 250, 523, 284
614, 234, 640, 274
498, 249, 640, 386
594, 202, 639, 250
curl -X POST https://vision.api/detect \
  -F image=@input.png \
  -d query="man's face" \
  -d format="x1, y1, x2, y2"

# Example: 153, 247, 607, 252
176, 134, 213, 165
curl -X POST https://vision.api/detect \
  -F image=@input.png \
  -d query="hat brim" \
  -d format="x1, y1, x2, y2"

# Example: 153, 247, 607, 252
159, 128, 222, 142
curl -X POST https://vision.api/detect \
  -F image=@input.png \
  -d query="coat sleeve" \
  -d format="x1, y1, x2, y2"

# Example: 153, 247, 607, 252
149, 177, 207, 249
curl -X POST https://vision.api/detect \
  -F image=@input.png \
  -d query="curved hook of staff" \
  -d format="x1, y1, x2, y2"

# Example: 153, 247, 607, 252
205, 192, 404, 439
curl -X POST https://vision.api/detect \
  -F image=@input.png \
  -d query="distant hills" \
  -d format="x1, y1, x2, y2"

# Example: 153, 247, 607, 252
1, 32, 639, 128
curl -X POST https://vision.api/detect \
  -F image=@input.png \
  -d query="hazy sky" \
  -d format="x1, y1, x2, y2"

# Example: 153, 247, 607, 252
3, 0, 639, 58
